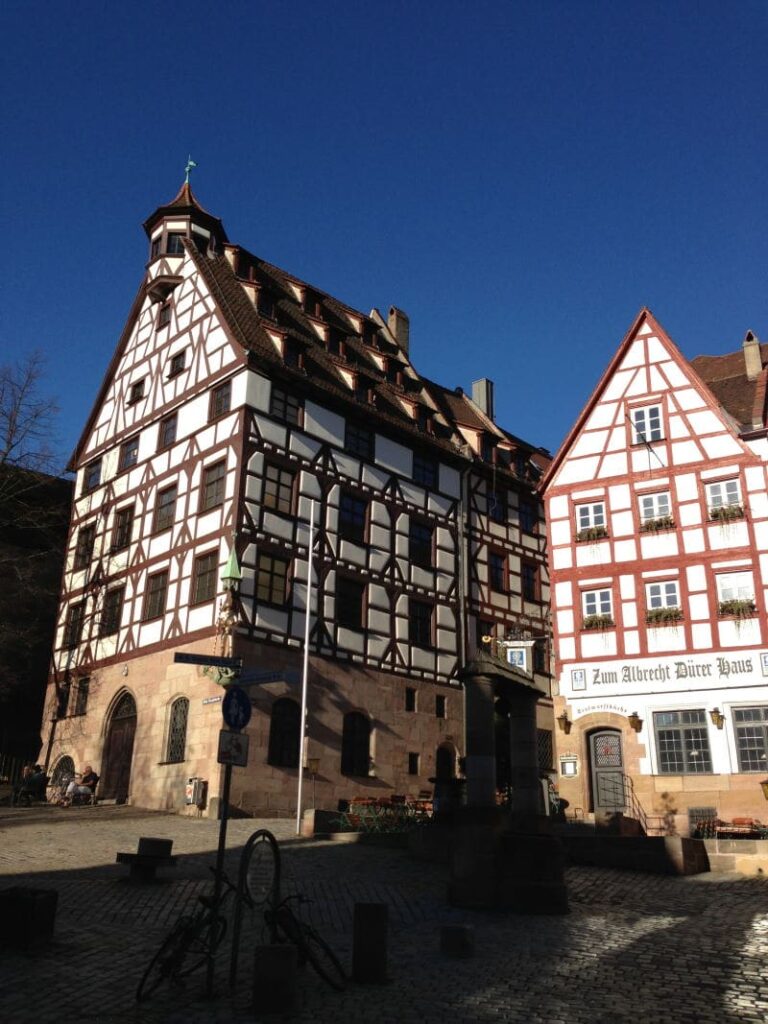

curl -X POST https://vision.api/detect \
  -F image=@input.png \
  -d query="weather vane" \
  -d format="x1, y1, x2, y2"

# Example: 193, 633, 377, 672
184, 156, 197, 185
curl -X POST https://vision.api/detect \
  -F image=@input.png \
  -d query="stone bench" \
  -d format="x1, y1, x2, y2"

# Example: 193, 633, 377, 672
116, 837, 177, 881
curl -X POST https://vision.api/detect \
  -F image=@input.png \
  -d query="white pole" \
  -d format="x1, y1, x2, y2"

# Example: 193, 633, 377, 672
296, 498, 315, 835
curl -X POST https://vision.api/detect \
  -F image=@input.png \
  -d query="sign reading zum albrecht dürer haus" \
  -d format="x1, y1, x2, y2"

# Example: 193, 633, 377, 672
565, 649, 768, 695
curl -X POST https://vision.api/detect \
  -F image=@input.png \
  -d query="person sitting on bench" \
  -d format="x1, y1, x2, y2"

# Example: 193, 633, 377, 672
13, 765, 48, 806
62, 765, 99, 806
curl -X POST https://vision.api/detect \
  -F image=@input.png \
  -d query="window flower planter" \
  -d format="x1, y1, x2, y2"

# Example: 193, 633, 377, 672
575, 526, 609, 543
646, 606, 683, 625
708, 505, 744, 523
639, 516, 676, 533
717, 599, 756, 619
581, 614, 615, 631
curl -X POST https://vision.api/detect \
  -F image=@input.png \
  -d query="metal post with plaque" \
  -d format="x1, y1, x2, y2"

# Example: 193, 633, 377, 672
207, 682, 251, 998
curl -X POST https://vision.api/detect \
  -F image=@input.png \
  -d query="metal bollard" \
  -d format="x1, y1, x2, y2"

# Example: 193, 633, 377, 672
352, 902, 388, 983
252, 944, 298, 1013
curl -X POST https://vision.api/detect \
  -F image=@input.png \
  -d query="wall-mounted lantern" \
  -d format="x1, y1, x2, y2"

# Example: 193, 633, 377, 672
628, 712, 643, 733
556, 711, 572, 734
709, 707, 725, 729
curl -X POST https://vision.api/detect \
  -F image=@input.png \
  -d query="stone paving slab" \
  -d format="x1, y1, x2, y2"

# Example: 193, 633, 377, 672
1, 806, 767, 1023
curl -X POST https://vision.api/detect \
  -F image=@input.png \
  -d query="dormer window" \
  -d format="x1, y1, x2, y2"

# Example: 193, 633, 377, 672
150, 237, 161, 260
192, 232, 209, 255
166, 233, 185, 255
128, 379, 145, 405
258, 291, 275, 319
284, 340, 303, 369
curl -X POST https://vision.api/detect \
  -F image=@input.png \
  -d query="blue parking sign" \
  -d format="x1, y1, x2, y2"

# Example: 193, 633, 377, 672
222, 685, 251, 731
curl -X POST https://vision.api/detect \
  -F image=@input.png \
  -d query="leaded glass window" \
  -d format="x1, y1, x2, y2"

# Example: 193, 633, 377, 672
166, 697, 189, 763
733, 707, 768, 772
654, 710, 712, 774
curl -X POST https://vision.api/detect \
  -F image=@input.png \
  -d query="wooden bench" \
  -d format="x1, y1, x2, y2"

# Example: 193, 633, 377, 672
116, 837, 177, 881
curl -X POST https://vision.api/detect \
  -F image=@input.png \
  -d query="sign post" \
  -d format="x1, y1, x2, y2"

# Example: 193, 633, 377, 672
205, 684, 251, 998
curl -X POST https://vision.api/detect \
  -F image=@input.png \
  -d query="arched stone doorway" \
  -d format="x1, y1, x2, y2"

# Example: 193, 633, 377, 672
101, 691, 137, 803
588, 728, 626, 813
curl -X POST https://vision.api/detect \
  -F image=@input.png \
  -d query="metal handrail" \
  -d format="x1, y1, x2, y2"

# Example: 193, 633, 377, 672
597, 772, 649, 834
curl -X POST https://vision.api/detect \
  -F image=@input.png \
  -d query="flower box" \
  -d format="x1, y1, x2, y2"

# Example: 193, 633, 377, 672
639, 515, 676, 533
708, 504, 745, 523
717, 599, 756, 618
646, 606, 683, 625
581, 614, 614, 631
575, 525, 609, 543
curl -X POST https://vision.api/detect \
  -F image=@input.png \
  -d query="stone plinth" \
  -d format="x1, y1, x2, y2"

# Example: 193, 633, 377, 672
447, 825, 568, 914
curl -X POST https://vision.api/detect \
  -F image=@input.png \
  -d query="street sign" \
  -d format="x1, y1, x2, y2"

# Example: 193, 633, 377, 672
174, 653, 243, 670
222, 685, 252, 731
217, 729, 249, 767
202, 695, 223, 705
237, 668, 300, 686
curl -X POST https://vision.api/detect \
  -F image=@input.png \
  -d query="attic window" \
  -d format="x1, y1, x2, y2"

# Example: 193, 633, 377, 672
304, 292, 321, 317
166, 233, 185, 255
150, 237, 161, 260
238, 254, 251, 279
192, 233, 209, 255
284, 340, 303, 370
157, 302, 172, 329
258, 291, 275, 319
128, 379, 145, 405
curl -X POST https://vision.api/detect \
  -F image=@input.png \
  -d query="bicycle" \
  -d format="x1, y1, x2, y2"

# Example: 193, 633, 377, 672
231, 828, 346, 992
136, 867, 250, 1002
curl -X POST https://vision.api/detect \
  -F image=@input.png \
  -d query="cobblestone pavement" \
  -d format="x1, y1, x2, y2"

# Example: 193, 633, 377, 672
1, 804, 767, 1023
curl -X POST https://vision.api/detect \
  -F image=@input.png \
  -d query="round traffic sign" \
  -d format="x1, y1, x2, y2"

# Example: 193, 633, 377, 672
222, 685, 251, 731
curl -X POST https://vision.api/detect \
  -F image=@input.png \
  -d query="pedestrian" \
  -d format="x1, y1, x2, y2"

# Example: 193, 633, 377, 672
62, 765, 99, 806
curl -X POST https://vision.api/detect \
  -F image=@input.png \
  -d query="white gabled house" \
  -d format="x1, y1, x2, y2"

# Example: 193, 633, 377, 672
543, 308, 768, 832
44, 183, 553, 816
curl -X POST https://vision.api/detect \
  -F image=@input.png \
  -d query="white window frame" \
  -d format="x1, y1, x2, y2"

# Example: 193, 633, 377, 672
706, 479, 741, 510
631, 405, 663, 444
716, 571, 754, 603
582, 588, 612, 618
639, 491, 671, 523
646, 580, 680, 610
575, 502, 606, 531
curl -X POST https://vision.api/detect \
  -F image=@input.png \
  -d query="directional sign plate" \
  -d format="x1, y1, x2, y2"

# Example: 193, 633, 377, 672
175, 653, 243, 669
237, 669, 301, 686
217, 729, 249, 767
222, 685, 252, 731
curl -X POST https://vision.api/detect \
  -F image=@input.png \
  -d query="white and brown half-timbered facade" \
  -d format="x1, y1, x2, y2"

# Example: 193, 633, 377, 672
44, 183, 552, 816
544, 309, 768, 831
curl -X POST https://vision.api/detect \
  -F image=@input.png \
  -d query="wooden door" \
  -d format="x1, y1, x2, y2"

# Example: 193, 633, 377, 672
589, 730, 625, 812
101, 693, 137, 802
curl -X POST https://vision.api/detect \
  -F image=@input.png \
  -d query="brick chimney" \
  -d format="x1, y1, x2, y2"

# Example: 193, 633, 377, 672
472, 378, 495, 422
388, 307, 409, 355
743, 330, 762, 381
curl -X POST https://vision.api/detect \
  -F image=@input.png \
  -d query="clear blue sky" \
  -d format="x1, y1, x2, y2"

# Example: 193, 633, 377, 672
2, 2, 767, 467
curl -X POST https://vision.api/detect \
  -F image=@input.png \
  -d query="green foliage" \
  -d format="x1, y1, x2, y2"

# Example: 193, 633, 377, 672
582, 613, 614, 631
575, 525, 608, 543
646, 606, 683, 625
639, 515, 676, 533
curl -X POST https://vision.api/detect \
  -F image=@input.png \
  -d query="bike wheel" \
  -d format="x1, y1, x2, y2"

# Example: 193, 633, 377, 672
136, 919, 195, 1002
242, 829, 281, 909
176, 914, 226, 978
301, 928, 347, 991
275, 907, 346, 991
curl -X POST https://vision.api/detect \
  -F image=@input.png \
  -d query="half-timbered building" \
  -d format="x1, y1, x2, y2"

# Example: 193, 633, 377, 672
544, 309, 768, 832
44, 182, 552, 816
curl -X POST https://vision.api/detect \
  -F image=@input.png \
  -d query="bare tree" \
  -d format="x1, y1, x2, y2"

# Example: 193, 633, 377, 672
0, 352, 71, 756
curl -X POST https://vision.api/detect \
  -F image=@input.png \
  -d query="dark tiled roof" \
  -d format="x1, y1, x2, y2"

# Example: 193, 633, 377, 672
690, 343, 768, 428
186, 243, 467, 456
